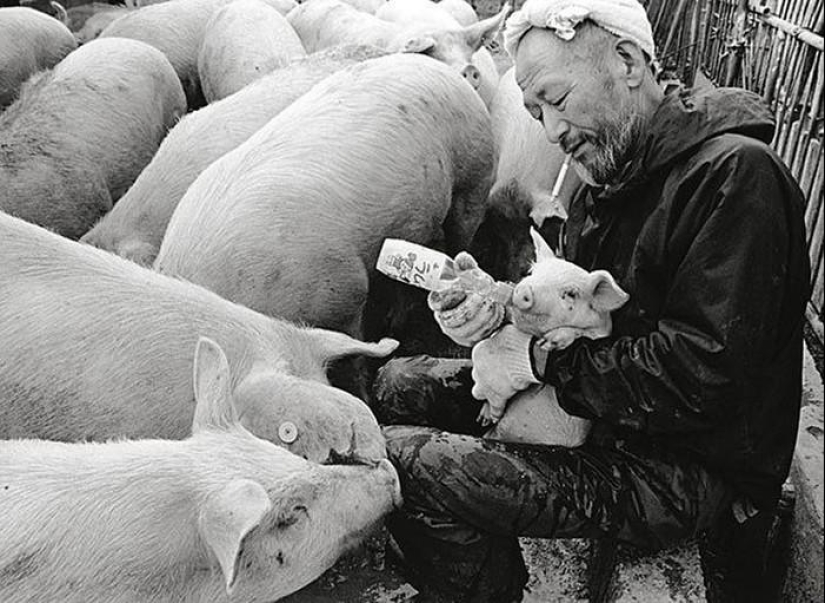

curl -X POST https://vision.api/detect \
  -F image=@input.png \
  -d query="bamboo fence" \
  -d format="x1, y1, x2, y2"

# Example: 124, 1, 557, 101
646, 0, 824, 342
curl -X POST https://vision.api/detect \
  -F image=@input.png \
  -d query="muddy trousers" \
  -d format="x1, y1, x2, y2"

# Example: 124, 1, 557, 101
372, 356, 736, 603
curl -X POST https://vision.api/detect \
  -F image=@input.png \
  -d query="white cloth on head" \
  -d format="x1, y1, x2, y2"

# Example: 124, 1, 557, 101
503, 0, 656, 61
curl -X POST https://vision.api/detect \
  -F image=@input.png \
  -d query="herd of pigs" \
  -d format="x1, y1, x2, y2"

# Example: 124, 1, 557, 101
0, 0, 585, 600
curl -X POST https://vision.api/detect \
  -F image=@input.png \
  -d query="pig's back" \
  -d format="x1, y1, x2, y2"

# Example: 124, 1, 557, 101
288, 0, 399, 51
81, 44, 387, 266
0, 7, 77, 109
156, 54, 493, 326
0, 213, 278, 441
198, 0, 306, 102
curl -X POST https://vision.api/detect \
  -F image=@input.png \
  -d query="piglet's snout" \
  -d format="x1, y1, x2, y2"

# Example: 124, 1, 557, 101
461, 64, 481, 89
512, 282, 534, 311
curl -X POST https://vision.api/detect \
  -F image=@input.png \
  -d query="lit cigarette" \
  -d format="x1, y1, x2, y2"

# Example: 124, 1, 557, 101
550, 154, 571, 201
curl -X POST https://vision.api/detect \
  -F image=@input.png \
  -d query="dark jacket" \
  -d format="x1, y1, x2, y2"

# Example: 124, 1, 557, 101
543, 86, 811, 511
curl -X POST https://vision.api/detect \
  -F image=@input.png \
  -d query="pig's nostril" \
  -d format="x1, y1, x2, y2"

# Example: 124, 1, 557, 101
513, 285, 533, 310
461, 66, 481, 89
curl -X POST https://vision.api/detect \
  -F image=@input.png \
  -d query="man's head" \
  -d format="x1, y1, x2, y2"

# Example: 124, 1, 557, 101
504, 0, 663, 186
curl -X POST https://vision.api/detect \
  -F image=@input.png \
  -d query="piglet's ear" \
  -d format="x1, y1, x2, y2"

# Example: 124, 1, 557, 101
199, 479, 272, 595
587, 270, 629, 312
192, 336, 238, 433
529, 226, 556, 264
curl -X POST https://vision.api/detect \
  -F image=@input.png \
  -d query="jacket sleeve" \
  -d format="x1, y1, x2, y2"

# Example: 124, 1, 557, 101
542, 138, 806, 435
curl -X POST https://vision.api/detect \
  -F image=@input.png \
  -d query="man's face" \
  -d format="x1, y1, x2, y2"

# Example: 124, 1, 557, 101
515, 28, 643, 185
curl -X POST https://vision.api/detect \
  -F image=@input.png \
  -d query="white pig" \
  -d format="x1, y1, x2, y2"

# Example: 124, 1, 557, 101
99, 0, 296, 108
436, 0, 478, 25
0, 336, 402, 603
81, 44, 387, 266
287, 0, 400, 51
0, 37, 185, 239
198, 0, 306, 102
0, 212, 397, 463
0, 6, 76, 108
375, 0, 505, 107
481, 228, 629, 446
509, 228, 628, 346
288, 0, 507, 108
155, 54, 494, 341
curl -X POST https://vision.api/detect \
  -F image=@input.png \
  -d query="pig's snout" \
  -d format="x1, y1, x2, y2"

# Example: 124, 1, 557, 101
512, 282, 534, 311
461, 64, 481, 89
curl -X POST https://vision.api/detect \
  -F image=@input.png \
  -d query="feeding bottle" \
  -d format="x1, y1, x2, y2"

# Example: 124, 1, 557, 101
376, 239, 513, 305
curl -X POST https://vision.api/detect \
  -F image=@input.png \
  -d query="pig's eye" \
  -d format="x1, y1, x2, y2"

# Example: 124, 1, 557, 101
561, 288, 579, 302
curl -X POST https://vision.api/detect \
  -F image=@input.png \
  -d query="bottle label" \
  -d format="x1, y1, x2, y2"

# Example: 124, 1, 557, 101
376, 239, 451, 291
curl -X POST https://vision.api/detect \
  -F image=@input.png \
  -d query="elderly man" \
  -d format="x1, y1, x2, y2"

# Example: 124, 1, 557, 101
371, 0, 811, 601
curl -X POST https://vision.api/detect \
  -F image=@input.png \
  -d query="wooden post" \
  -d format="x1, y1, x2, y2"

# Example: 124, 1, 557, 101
724, 0, 749, 86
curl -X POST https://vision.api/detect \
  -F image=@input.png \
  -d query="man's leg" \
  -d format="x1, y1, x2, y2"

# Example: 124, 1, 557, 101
372, 355, 484, 436
372, 357, 734, 603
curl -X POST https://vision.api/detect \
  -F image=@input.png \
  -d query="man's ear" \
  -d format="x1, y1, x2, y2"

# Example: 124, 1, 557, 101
199, 479, 272, 594
615, 39, 648, 88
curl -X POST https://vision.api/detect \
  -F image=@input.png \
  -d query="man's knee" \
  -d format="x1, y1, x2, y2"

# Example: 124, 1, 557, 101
383, 425, 446, 478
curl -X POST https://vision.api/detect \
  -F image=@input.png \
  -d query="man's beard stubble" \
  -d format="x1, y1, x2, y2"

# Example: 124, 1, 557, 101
570, 105, 645, 187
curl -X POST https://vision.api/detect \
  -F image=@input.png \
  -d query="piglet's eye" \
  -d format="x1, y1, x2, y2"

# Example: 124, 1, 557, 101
561, 288, 579, 301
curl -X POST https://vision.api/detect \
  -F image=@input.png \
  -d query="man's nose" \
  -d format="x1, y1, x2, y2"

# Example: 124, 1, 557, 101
541, 111, 569, 145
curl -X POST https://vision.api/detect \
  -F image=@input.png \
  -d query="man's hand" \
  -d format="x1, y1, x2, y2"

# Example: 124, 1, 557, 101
470, 325, 539, 423
428, 252, 505, 347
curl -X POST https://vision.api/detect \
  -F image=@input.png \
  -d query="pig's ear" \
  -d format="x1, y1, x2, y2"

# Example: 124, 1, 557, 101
529, 226, 556, 264
308, 328, 399, 362
399, 35, 436, 54
463, 2, 510, 50
199, 479, 272, 595
587, 270, 629, 312
192, 336, 238, 433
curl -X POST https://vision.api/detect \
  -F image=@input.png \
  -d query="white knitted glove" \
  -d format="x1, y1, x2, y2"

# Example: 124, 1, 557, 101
470, 324, 539, 424
427, 252, 505, 347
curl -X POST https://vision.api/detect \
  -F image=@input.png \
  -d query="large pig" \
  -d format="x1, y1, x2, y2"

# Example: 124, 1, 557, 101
0, 212, 397, 463
99, 0, 296, 108
287, 0, 507, 108
480, 228, 628, 446
198, 0, 306, 102
287, 0, 400, 51
0, 6, 76, 108
155, 54, 494, 347
470, 66, 582, 283
0, 336, 401, 603
0, 37, 185, 239
375, 0, 505, 107
81, 45, 387, 266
